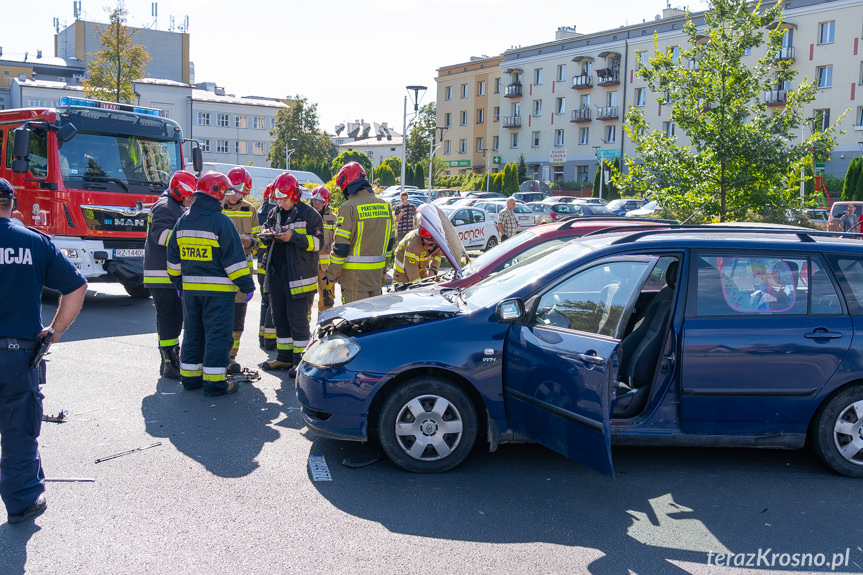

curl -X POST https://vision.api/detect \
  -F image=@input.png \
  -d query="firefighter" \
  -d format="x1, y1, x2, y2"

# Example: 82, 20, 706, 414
259, 173, 324, 374
224, 166, 258, 373
143, 170, 196, 379
256, 183, 277, 350
310, 185, 337, 311
166, 172, 255, 396
392, 226, 442, 284
325, 162, 396, 304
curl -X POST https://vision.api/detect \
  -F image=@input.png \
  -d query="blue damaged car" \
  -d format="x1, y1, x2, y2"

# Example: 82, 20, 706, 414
297, 227, 863, 476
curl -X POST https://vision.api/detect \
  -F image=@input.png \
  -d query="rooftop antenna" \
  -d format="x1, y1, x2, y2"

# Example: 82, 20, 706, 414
53, 17, 60, 33
178, 15, 189, 33
151, 2, 158, 29
72, 1, 79, 19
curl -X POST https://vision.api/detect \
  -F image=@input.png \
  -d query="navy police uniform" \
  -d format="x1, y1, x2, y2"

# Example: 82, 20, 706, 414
166, 193, 255, 395
0, 217, 86, 519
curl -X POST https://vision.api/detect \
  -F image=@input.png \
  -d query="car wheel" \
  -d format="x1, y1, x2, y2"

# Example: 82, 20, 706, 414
813, 385, 863, 477
124, 284, 151, 299
378, 377, 478, 473
484, 236, 499, 251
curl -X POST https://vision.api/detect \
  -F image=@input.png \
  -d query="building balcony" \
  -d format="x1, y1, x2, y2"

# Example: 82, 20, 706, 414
570, 108, 591, 122
571, 74, 592, 89
596, 106, 619, 120
764, 89, 787, 106
504, 84, 522, 98
596, 69, 620, 86
775, 46, 795, 62
502, 115, 522, 128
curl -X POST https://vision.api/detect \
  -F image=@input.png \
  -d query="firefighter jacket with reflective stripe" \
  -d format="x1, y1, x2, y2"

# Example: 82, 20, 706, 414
224, 197, 259, 302
256, 199, 277, 279
326, 189, 396, 292
166, 194, 255, 296
263, 200, 324, 299
318, 209, 337, 270
392, 229, 442, 284
144, 190, 186, 288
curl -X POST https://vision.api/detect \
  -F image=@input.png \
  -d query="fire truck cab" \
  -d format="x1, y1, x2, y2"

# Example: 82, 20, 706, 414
2, 97, 201, 297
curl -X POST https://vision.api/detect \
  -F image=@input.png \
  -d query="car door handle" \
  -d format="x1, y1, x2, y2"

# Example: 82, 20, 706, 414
577, 353, 606, 367
804, 330, 843, 340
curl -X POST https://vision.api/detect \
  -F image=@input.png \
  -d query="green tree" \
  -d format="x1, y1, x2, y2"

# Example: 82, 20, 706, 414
404, 164, 414, 187
503, 162, 519, 195
843, 158, 860, 200
383, 156, 401, 176
616, 0, 839, 222
414, 163, 426, 189
375, 164, 396, 186
406, 102, 437, 165
318, 161, 332, 183
490, 171, 503, 194
83, 4, 151, 103
855, 162, 863, 201
269, 95, 333, 170
517, 155, 529, 184
330, 150, 372, 175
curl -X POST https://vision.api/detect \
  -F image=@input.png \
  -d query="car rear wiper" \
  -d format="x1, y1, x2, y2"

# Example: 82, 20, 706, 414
83, 175, 129, 192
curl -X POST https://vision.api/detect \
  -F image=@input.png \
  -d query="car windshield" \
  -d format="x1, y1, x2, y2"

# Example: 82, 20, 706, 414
462, 240, 595, 308
461, 230, 538, 276
607, 199, 627, 209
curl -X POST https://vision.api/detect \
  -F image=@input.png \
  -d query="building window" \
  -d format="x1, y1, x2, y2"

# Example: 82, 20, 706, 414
583, 61, 592, 76
533, 99, 543, 116
511, 133, 519, 148
493, 106, 500, 122
581, 94, 591, 108
534, 68, 543, 85
460, 111, 468, 126
444, 113, 452, 127
254, 116, 266, 129
445, 86, 453, 101
579, 127, 589, 145
476, 137, 485, 153
662, 121, 675, 137
532, 131, 541, 147
217, 139, 229, 153
235, 115, 247, 128
605, 125, 616, 143
635, 88, 646, 107
512, 102, 521, 117
576, 165, 589, 182
857, 107, 863, 128
814, 108, 831, 131
669, 46, 680, 64
636, 51, 649, 70
818, 21, 835, 44
493, 135, 499, 151
200, 138, 210, 152
444, 140, 451, 154
817, 65, 833, 88
495, 78, 502, 93
461, 83, 468, 98
253, 142, 266, 155
235, 141, 247, 155
459, 139, 467, 154
743, 46, 752, 56
557, 64, 567, 82
197, 112, 210, 126
478, 81, 486, 96
218, 113, 229, 127
477, 109, 485, 124
555, 129, 564, 146
556, 97, 566, 114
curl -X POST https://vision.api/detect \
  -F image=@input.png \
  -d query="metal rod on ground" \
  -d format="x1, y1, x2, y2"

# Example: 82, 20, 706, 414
95, 442, 162, 464
46, 478, 96, 482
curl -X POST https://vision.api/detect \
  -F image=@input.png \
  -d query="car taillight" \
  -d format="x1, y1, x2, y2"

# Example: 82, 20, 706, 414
550, 212, 560, 221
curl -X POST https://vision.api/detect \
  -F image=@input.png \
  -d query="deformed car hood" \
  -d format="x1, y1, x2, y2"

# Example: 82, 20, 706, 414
316, 288, 461, 337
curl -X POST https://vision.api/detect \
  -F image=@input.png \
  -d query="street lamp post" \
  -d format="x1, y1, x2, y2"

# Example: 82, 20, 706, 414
428, 126, 448, 194
479, 147, 490, 192
286, 138, 297, 170
366, 150, 375, 186
401, 85, 427, 194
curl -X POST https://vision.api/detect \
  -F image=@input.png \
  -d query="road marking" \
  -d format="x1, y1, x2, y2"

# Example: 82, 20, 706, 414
308, 454, 332, 481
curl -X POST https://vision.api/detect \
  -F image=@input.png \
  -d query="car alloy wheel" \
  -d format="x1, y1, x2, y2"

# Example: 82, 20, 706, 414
485, 236, 499, 251
378, 377, 478, 473
813, 385, 863, 477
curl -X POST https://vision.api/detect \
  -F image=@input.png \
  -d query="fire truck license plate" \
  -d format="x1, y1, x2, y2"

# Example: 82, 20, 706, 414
114, 249, 145, 258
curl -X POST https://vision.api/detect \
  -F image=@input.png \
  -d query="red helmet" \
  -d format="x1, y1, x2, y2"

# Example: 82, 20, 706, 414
169, 170, 197, 201
418, 226, 433, 241
196, 171, 233, 201
263, 182, 273, 200
336, 162, 366, 192
310, 186, 330, 208
271, 172, 301, 202
227, 166, 252, 195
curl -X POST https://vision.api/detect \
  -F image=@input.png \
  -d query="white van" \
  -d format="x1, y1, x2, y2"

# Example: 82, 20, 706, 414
186, 162, 325, 200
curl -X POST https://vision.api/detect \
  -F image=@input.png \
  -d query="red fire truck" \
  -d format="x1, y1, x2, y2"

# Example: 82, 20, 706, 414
2, 97, 201, 297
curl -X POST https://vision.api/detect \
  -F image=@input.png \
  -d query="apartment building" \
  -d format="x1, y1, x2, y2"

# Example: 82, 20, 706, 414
436, 55, 503, 176
437, 0, 863, 186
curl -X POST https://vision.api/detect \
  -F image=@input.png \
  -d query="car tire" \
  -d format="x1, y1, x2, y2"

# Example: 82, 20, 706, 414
812, 384, 863, 477
378, 377, 478, 473
484, 236, 499, 251
124, 284, 151, 299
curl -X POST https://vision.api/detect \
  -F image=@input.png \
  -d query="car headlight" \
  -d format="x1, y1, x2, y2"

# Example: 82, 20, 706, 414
60, 248, 79, 259
303, 335, 360, 367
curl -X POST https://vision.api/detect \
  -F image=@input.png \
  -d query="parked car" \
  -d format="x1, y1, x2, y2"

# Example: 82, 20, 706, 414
607, 198, 647, 216
512, 192, 550, 204
432, 196, 465, 207
438, 205, 499, 250
527, 202, 590, 224
540, 195, 582, 204
805, 208, 830, 230
574, 197, 609, 206
473, 200, 535, 231
388, 195, 428, 210
465, 191, 508, 199
827, 201, 863, 232
428, 189, 460, 200
626, 201, 663, 217
298, 226, 863, 477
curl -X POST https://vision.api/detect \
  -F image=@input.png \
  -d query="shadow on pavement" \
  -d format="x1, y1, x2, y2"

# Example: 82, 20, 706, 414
41, 289, 157, 342
0, 521, 40, 575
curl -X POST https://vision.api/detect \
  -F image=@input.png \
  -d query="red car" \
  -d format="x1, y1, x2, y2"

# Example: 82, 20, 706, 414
437, 217, 673, 288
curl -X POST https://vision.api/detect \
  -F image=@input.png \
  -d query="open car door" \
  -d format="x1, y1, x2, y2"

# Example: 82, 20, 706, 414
501, 257, 659, 476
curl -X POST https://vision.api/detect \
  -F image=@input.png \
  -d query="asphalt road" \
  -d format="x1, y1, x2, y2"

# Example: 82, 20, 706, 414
1, 284, 862, 575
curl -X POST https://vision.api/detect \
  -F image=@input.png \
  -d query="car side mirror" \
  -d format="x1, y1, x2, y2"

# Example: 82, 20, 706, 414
11, 125, 31, 173
496, 298, 525, 323
57, 123, 77, 144
191, 144, 203, 173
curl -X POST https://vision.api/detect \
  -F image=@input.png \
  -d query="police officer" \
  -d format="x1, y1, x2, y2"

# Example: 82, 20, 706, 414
260, 173, 324, 374
325, 162, 396, 303
224, 167, 258, 373
143, 170, 196, 379
310, 186, 337, 310
392, 226, 442, 284
257, 183, 277, 350
0, 177, 87, 524
166, 172, 255, 396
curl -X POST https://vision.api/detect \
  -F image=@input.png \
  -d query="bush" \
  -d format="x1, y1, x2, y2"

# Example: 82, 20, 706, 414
375, 164, 396, 186
331, 150, 371, 175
